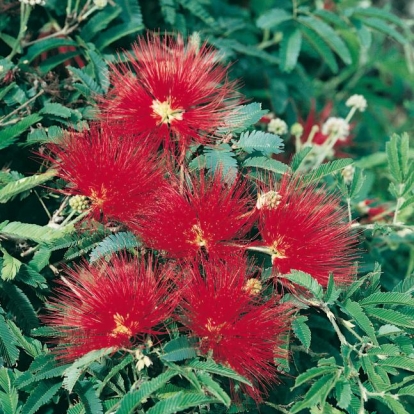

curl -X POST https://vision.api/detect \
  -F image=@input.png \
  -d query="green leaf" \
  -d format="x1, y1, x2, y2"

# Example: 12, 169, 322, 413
304, 158, 353, 183
38, 51, 81, 75
86, 49, 110, 94
161, 336, 198, 362
365, 307, 414, 328
22, 38, 78, 63
1, 249, 21, 281
96, 354, 134, 395
195, 372, 231, 407
0, 221, 68, 244
280, 27, 302, 72
147, 392, 219, 414
282, 270, 323, 299
0, 113, 43, 150
351, 6, 406, 28
21, 380, 62, 414
0, 315, 19, 365
160, 0, 176, 25
6, 321, 42, 359
313, 10, 349, 29
204, 144, 238, 178
115, 370, 178, 414
341, 299, 378, 345
300, 25, 338, 73
386, 133, 410, 183
187, 360, 252, 386
0, 368, 19, 414
80, 5, 122, 41
256, 8, 292, 30
236, 130, 283, 155
74, 381, 103, 414
335, 380, 352, 409
371, 394, 410, 414
360, 292, 414, 307
242, 156, 289, 174
0, 170, 55, 203
349, 167, 366, 198
1, 282, 38, 331
290, 373, 338, 413
63, 348, 113, 393
361, 17, 407, 44
68, 66, 103, 95
217, 103, 268, 135
292, 316, 311, 350
39, 103, 72, 118
177, 0, 214, 25
89, 231, 140, 263
291, 146, 312, 171
293, 366, 338, 389
324, 274, 341, 305
298, 15, 352, 64
95, 22, 143, 51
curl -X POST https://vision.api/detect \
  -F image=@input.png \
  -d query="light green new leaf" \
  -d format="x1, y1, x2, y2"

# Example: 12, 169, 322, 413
293, 366, 338, 389
386, 133, 410, 183
0, 170, 56, 203
290, 146, 312, 172
0, 113, 42, 150
0, 221, 67, 244
282, 270, 323, 299
304, 159, 353, 183
236, 130, 283, 155
1, 249, 21, 281
242, 156, 289, 174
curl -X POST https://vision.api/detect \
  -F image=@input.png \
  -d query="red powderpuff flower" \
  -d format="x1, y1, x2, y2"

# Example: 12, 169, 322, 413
41, 123, 165, 226
254, 175, 358, 286
43, 255, 179, 362
98, 33, 240, 159
178, 255, 292, 401
132, 172, 256, 259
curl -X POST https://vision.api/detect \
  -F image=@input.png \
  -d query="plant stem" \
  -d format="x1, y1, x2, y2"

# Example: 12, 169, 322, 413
0, 90, 44, 125
6, 3, 31, 61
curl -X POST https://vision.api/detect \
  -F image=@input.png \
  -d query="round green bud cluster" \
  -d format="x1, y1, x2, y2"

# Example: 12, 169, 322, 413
69, 195, 90, 213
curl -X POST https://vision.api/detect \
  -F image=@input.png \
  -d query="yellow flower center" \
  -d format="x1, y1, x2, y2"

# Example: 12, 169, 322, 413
243, 279, 262, 296
190, 223, 208, 248
89, 186, 108, 209
110, 313, 136, 338
151, 99, 184, 125
270, 238, 288, 260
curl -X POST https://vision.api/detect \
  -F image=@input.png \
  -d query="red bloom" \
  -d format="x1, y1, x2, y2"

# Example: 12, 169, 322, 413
178, 255, 292, 401
98, 33, 240, 159
42, 123, 164, 226
256, 175, 358, 286
133, 172, 256, 259
43, 255, 178, 362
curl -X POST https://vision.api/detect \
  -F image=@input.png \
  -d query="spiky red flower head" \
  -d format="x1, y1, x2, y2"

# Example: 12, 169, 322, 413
43, 255, 178, 362
255, 175, 358, 287
178, 255, 292, 401
98, 33, 240, 158
42, 123, 165, 226
132, 172, 256, 259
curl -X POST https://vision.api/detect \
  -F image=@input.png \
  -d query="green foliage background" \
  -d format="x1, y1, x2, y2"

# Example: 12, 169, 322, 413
0, 0, 414, 413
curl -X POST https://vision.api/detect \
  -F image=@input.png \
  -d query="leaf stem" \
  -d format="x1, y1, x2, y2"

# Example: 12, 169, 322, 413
6, 3, 31, 61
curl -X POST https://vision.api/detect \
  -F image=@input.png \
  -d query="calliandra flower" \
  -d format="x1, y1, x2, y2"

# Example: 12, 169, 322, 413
267, 118, 288, 135
43, 255, 178, 362
345, 94, 367, 112
178, 256, 292, 401
322, 117, 350, 141
41, 123, 164, 226
98, 33, 240, 159
255, 175, 358, 287
132, 172, 256, 259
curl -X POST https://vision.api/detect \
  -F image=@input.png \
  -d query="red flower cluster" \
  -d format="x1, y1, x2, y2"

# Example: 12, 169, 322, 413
178, 255, 291, 400
133, 171, 256, 259
44, 255, 178, 362
43, 123, 164, 225
255, 175, 358, 287
99, 33, 240, 159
